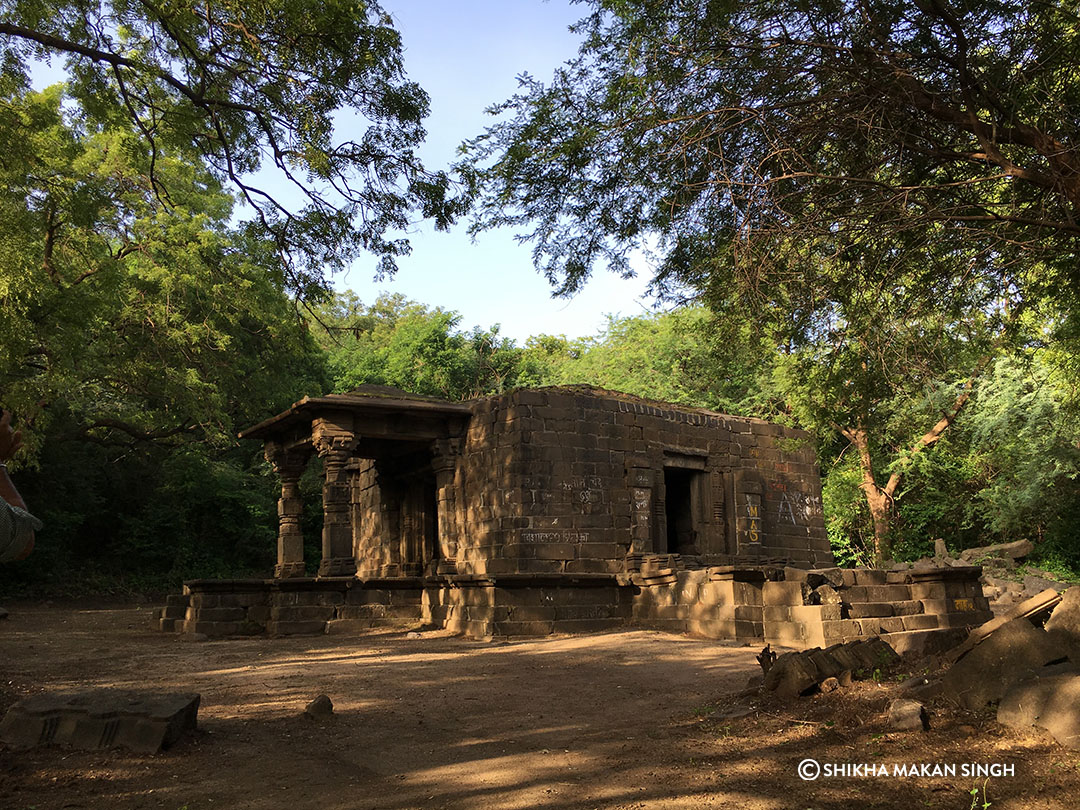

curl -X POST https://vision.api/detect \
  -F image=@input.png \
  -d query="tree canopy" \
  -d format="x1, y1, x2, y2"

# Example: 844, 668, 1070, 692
0, 84, 325, 450
1, 0, 465, 295
465, 0, 1080, 303
462, 0, 1080, 559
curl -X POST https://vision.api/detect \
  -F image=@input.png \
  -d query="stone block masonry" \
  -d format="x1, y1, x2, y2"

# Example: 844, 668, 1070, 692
156, 385, 987, 649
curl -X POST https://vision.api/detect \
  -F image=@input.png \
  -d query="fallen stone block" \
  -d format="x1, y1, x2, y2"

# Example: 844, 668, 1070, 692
943, 619, 1064, 710
1024, 575, 1068, 597
998, 673, 1080, 750
888, 699, 930, 731
763, 652, 821, 698
960, 539, 1034, 564
944, 588, 1063, 664
0, 691, 199, 753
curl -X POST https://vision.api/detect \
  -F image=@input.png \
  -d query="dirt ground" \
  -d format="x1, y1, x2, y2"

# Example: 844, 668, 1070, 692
1, 604, 1078, 810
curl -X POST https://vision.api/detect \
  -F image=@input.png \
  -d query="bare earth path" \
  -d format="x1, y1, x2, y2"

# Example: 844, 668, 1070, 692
0, 606, 760, 810
2, 605, 1078, 810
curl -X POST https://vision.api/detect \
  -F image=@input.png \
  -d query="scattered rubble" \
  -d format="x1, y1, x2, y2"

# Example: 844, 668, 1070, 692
762, 637, 898, 698
305, 694, 334, 720
959, 539, 1034, 565
888, 698, 930, 731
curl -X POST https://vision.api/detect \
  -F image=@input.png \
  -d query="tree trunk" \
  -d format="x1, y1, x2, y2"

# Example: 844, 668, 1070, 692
838, 364, 986, 565
844, 425, 892, 565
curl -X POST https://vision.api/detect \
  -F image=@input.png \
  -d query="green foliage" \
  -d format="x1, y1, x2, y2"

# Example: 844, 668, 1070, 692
0, 85, 326, 450
821, 452, 874, 567
1, 0, 465, 293
310, 292, 520, 401
464, 0, 1080, 305
0, 85, 328, 594
541, 308, 771, 414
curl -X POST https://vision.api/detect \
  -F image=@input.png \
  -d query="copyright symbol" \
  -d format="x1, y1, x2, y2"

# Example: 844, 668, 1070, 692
798, 758, 821, 781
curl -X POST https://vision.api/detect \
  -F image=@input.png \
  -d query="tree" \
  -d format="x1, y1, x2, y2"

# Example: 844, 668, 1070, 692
1, 0, 465, 295
463, 0, 1080, 560
0, 84, 326, 449
464, 0, 1080, 303
310, 292, 523, 401
528, 307, 777, 415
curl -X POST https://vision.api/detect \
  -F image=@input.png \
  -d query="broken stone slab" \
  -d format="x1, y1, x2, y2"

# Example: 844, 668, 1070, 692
1024, 575, 1068, 597
764, 638, 899, 698
808, 584, 842, 605
0, 690, 199, 753
888, 699, 930, 731
944, 588, 1063, 664
942, 619, 1064, 711
984, 575, 1023, 593
998, 673, 1080, 750
763, 652, 821, 698
959, 539, 1034, 564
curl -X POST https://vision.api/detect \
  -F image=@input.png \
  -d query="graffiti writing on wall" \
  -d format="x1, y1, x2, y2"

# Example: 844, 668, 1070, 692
777, 489, 823, 526
521, 531, 590, 544
745, 495, 762, 544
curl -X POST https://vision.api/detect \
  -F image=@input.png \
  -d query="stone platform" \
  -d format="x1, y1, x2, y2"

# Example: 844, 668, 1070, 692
153, 563, 990, 653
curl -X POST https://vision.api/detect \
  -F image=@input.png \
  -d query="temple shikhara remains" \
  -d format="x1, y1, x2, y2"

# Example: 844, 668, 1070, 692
156, 385, 990, 651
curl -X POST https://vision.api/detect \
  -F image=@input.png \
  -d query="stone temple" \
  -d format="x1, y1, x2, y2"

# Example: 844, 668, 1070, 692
156, 385, 989, 652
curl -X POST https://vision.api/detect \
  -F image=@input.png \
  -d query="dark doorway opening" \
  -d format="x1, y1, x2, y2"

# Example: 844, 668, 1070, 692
664, 467, 701, 554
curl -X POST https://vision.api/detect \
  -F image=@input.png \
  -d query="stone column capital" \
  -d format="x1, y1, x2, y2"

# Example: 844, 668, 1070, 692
430, 437, 462, 474
265, 441, 311, 479
313, 431, 358, 460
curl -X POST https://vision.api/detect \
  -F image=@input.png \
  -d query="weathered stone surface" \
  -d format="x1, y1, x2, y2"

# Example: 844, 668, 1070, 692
998, 673, 1080, 749
1024, 575, 1068, 597
763, 652, 820, 698
812, 585, 842, 605
945, 588, 1063, 663
763, 638, 899, 698
0, 691, 199, 753
304, 694, 334, 720
943, 619, 1063, 710
1045, 587, 1080, 636
888, 699, 929, 731
898, 675, 943, 702
819, 676, 840, 693
959, 539, 1034, 564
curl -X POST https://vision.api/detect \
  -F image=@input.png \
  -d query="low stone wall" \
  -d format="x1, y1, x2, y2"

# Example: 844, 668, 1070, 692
155, 564, 991, 652
762, 565, 991, 655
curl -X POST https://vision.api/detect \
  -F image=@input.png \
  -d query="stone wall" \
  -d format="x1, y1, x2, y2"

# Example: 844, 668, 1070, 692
455, 387, 832, 575
158, 564, 990, 655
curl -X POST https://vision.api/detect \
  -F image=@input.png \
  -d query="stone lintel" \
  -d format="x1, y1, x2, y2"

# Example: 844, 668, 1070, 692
908, 566, 983, 583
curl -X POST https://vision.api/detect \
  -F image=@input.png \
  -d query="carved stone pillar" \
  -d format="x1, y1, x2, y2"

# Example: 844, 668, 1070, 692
265, 441, 311, 579
430, 437, 462, 575
313, 424, 359, 577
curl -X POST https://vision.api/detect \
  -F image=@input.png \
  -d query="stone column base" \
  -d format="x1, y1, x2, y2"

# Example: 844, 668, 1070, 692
275, 561, 306, 579
318, 557, 357, 577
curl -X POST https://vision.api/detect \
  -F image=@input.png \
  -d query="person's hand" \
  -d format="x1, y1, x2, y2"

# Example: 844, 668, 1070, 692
0, 410, 24, 463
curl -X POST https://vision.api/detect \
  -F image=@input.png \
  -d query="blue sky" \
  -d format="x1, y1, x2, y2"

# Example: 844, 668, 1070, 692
337, 0, 657, 342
